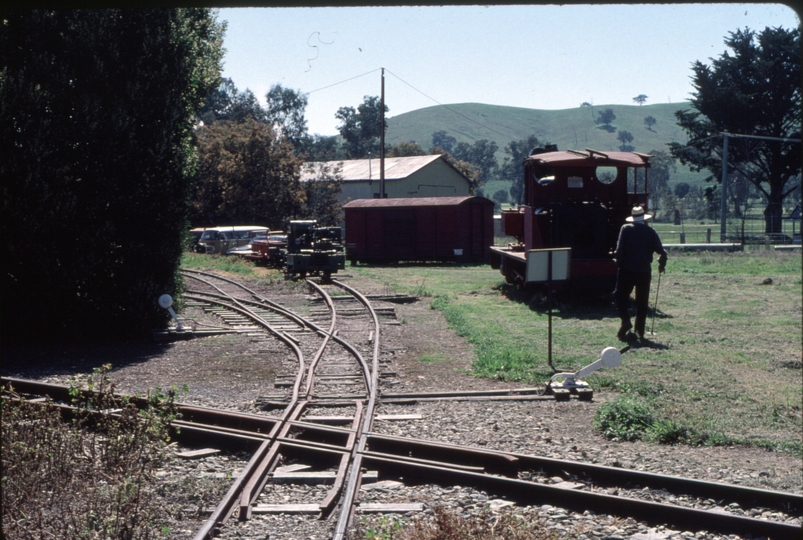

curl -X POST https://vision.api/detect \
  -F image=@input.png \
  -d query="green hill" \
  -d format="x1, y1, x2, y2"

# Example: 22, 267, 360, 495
385, 101, 711, 190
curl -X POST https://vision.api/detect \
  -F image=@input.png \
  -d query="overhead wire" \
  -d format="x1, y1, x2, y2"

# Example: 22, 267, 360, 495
298, 66, 522, 142
385, 68, 521, 140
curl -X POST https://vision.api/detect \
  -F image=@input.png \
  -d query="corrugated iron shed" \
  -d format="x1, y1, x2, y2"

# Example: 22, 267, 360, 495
302, 154, 460, 182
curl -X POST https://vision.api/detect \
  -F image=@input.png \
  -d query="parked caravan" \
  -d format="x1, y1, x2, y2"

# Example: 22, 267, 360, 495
194, 225, 268, 255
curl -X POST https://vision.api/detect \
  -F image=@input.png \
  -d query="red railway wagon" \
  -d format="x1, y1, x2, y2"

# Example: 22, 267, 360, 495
344, 196, 495, 264
490, 148, 651, 294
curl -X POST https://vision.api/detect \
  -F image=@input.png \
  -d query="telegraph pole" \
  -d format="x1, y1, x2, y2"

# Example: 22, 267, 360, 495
720, 132, 729, 242
379, 68, 386, 198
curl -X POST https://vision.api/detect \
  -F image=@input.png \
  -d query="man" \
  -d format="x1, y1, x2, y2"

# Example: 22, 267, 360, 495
614, 205, 667, 341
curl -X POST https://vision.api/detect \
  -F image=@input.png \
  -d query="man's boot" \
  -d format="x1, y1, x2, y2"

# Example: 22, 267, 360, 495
617, 320, 633, 341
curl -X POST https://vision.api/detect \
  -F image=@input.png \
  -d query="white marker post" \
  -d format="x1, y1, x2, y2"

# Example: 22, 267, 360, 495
158, 294, 184, 331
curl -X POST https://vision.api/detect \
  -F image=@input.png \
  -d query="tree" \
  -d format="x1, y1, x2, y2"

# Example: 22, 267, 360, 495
580, 102, 592, 108
300, 162, 343, 226
674, 182, 691, 199
452, 139, 499, 189
617, 130, 634, 152
644, 150, 677, 219
595, 108, 616, 131
387, 141, 427, 157
193, 118, 305, 229
431, 130, 457, 153
644, 116, 657, 131
265, 84, 309, 150
668, 26, 801, 234
335, 95, 388, 159
430, 148, 482, 195
633, 94, 648, 106
301, 134, 347, 162
500, 134, 543, 204
0, 9, 224, 342
198, 78, 266, 124
492, 189, 510, 205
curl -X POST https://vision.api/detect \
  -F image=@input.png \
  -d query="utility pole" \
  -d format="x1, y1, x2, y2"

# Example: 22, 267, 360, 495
379, 68, 386, 198
720, 132, 729, 243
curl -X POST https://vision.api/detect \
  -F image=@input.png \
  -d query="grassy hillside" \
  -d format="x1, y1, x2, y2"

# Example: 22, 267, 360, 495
386, 101, 712, 189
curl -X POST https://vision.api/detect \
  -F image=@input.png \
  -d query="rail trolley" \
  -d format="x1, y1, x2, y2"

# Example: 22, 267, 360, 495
284, 220, 345, 281
490, 147, 651, 294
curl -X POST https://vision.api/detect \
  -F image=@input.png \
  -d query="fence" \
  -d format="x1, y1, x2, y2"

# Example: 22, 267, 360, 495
654, 215, 801, 245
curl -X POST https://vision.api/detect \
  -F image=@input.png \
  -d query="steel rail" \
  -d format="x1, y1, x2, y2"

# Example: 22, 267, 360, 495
330, 278, 382, 540
183, 288, 372, 390
362, 454, 800, 540
184, 273, 379, 537
5, 376, 799, 515
5, 377, 800, 538
186, 279, 310, 540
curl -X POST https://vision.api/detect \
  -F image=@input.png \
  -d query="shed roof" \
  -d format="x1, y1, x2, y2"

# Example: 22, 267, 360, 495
527, 149, 652, 168
343, 195, 490, 209
302, 154, 466, 182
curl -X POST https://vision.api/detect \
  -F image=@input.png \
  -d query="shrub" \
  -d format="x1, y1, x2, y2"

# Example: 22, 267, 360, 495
1, 366, 180, 539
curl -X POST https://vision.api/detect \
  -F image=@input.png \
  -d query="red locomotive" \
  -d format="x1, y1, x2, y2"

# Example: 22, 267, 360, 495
489, 147, 651, 294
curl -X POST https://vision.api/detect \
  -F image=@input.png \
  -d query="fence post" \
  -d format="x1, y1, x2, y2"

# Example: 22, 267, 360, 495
706, 228, 711, 243
680, 232, 686, 244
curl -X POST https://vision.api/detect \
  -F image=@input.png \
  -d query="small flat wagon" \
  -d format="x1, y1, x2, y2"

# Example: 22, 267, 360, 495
344, 195, 495, 264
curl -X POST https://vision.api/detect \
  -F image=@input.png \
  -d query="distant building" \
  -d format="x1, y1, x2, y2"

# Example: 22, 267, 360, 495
301, 154, 471, 203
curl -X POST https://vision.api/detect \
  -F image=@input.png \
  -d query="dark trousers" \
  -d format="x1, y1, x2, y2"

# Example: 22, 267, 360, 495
615, 268, 651, 334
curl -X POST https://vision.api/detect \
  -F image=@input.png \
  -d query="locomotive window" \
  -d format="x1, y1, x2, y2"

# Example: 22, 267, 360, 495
595, 166, 618, 185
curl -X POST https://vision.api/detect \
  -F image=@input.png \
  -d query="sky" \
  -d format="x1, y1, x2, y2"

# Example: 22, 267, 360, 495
217, 4, 800, 137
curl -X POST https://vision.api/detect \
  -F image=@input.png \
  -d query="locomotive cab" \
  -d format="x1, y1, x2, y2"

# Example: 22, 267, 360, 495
491, 148, 651, 294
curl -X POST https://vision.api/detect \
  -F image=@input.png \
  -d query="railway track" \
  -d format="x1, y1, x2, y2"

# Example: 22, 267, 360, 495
177, 270, 384, 539
3, 271, 801, 539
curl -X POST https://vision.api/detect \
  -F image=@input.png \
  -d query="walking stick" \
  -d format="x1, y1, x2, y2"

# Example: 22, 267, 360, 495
650, 270, 662, 336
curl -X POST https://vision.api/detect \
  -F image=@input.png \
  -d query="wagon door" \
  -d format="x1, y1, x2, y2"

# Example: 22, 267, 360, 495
383, 209, 415, 259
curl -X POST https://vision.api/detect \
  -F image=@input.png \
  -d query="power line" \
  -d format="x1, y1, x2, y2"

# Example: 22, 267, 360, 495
385, 69, 521, 141
303, 68, 381, 96
300, 66, 523, 142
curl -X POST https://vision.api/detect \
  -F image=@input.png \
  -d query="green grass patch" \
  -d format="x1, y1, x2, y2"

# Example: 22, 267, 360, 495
353, 251, 802, 453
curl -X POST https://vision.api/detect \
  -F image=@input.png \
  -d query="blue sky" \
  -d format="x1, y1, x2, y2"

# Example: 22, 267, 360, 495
218, 4, 800, 136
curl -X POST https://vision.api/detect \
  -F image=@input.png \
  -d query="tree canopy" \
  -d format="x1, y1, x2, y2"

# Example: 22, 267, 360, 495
668, 26, 801, 233
0, 9, 225, 342
192, 118, 305, 229
336, 95, 388, 159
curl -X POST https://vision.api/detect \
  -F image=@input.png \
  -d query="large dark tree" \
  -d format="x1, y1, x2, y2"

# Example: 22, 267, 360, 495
0, 9, 224, 342
500, 134, 543, 204
452, 139, 499, 189
335, 95, 388, 159
668, 26, 801, 234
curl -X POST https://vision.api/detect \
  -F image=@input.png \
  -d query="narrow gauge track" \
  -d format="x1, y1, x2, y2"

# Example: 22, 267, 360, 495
179, 270, 384, 539
3, 272, 800, 539
4, 376, 801, 539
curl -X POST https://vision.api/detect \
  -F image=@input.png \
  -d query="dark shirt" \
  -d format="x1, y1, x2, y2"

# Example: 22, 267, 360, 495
614, 222, 668, 273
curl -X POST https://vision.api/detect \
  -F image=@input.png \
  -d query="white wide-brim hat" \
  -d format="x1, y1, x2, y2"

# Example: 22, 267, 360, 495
626, 206, 652, 222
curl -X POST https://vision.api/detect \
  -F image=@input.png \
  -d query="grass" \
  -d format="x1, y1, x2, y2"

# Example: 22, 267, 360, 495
352, 250, 802, 454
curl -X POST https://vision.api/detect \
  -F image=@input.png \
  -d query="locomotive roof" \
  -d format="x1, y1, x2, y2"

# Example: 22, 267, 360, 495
526, 149, 652, 167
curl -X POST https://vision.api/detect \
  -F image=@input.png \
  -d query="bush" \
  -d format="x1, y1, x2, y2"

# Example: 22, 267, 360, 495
1, 366, 180, 539
593, 394, 656, 441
